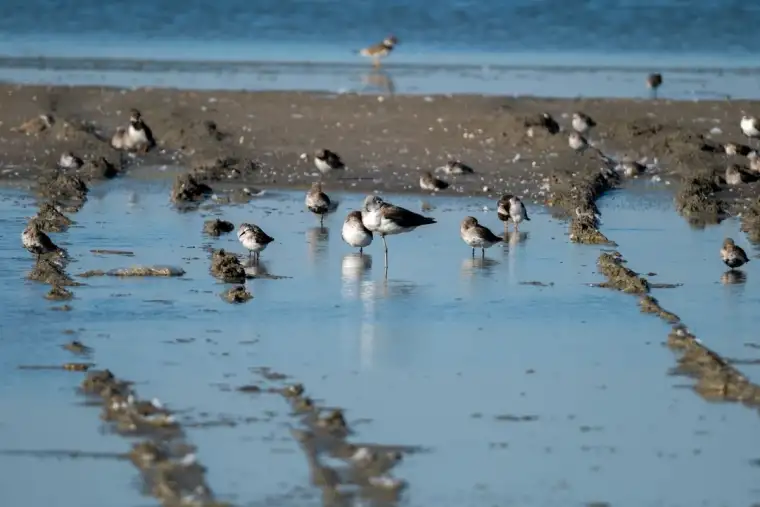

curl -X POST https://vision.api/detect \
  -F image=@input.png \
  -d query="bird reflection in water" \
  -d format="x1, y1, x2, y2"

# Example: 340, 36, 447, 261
306, 226, 330, 265
461, 256, 500, 278
721, 269, 747, 285
341, 253, 373, 295
361, 70, 396, 95
504, 230, 529, 247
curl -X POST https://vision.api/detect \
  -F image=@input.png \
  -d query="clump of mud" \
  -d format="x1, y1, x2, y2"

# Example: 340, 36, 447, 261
549, 167, 617, 245
596, 252, 649, 294
192, 156, 261, 183
221, 285, 252, 303
79, 266, 185, 278
27, 258, 79, 286
45, 284, 74, 301
79, 156, 119, 180
668, 326, 760, 405
638, 295, 680, 323
210, 249, 246, 283
740, 198, 760, 243
171, 173, 212, 203
674, 176, 725, 226
203, 219, 235, 237
37, 171, 89, 204
31, 202, 72, 232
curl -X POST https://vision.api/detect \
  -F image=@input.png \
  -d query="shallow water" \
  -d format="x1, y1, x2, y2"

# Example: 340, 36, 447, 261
1, 0, 760, 97
1, 182, 759, 506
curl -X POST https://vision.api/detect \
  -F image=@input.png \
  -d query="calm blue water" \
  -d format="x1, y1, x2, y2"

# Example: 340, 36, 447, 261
0, 0, 759, 97
1, 181, 759, 506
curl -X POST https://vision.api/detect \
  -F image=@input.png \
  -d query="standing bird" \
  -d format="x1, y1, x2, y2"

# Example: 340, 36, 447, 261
359, 35, 399, 68
568, 132, 590, 153
572, 112, 596, 135
460, 216, 503, 258
58, 151, 84, 171
112, 108, 155, 153
525, 112, 560, 135
341, 210, 373, 255
721, 238, 749, 270
360, 195, 436, 268
498, 195, 530, 232
313, 149, 345, 177
740, 115, 760, 148
419, 171, 449, 191
22, 222, 64, 261
725, 164, 746, 186
647, 73, 663, 99
237, 223, 274, 263
305, 181, 331, 226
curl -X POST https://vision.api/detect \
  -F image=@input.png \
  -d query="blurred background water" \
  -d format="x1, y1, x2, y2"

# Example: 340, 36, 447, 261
0, 0, 759, 97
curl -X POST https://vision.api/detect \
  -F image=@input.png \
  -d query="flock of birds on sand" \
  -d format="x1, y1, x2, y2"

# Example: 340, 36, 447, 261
18, 36, 759, 276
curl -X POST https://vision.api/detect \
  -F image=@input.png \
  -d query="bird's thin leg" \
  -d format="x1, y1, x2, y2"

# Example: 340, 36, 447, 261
471, 248, 475, 258
382, 235, 388, 267
359, 247, 363, 255
515, 222, 519, 232
481, 248, 485, 259
320, 215, 324, 227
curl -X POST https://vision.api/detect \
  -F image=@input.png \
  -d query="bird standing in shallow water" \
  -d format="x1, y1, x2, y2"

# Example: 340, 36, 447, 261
721, 238, 749, 270
460, 216, 502, 258
341, 210, 373, 255
647, 73, 663, 98
22, 222, 64, 261
305, 181, 331, 226
496, 194, 513, 234
313, 149, 345, 177
238, 223, 274, 264
359, 35, 398, 68
497, 195, 530, 233
360, 195, 436, 269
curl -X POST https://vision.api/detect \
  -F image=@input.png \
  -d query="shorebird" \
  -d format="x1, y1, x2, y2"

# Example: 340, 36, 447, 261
111, 109, 155, 153
740, 115, 760, 147
22, 222, 64, 261
497, 194, 530, 232
525, 112, 560, 135
13, 114, 54, 135
438, 159, 475, 175
724, 142, 752, 157
360, 195, 436, 267
305, 181, 331, 226
575, 206, 602, 225
572, 112, 596, 135
237, 223, 274, 263
58, 151, 83, 170
460, 216, 503, 258
568, 132, 590, 152
618, 159, 646, 177
647, 73, 663, 98
496, 194, 513, 234
341, 210, 373, 254
359, 35, 398, 68
721, 238, 749, 270
420, 171, 449, 191
725, 164, 746, 185
313, 149, 345, 176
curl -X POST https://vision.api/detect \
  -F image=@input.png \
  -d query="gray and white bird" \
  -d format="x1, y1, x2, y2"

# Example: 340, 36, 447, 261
111, 108, 155, 153
505, 195, 530, 232
460, 216, 503, 258
237, 223, 274, 263
568, 132, 590, 152
341, 210, 373, 255
58, 151, 83, 170
439, 159, 475, 175
725, 164, 746, 186
741, 115, 760, 146
361, 195, 436, 267
313, 149, 345, 176
22, 222, 64, 261
305, 181, 331, 225
646, 73, 663, 98
572, 112, 596, 135
420, 171, 449, 191
721, 238, 749, 270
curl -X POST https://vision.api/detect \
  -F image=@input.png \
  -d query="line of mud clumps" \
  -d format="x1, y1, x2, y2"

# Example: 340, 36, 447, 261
252, 369, 416, 503
595, 251, 760, 408
81, 368, 231, 507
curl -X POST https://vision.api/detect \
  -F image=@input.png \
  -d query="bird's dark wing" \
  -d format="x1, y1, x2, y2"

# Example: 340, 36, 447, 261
478, 225, 503, 243
326, 151, 345, 168
521, 201, 530, 220
385, 205, 436, 228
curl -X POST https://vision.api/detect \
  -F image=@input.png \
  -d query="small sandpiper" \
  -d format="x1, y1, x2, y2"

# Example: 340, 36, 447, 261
500, 195, 530, 232
575, 206, 602, 226
572, 112, 596, 135
439, 159, 475, 175
419, 171, 449, 191
111, 108, 155, 153
13, 114, 54, 135
740, 115, 760, 147
721, 238, 749, 270
725, 164, 747, 185
22, 222, 64, 261
238, 223, 274, 263
496, 194, 513, 234
525, 112, 560, 135
58, 151, 84, 171
460, 216, 503, 258
341, 210, 373, 255
647, 73, 663, 98
361, 195, 436, 267
313, 149, 345, 176
359, 35, 398, 68
568, 132, 590, 152
724, 142, 752, 157
305, 181, 331, 226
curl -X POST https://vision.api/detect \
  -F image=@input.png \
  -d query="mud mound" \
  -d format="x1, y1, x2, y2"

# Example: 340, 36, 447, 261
170, 174, 212, 203
27, 258, 79, 286
32, 202, 72, 232
203, 219, 235, 237
674, 176, 725, 225
210, 249, 246, 283
37, 171, 89, 203
596, 252, 649, 294
192, 156, 261, 182
221, 285, 253, 303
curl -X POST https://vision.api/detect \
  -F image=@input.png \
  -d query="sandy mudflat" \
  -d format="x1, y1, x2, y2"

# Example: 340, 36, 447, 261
0, 84, 758, 206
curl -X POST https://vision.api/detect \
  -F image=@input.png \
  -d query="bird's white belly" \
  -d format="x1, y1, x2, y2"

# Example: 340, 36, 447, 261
509, 205, 524, 223
572, 118, 588, 133
127, 125, 148, 146
378, 216, 411, 235
241, 236, 266, 252
315, 159, 331, 173
361, 209, 382, 232
741, 120, 760, 137
342, 222, 372, 248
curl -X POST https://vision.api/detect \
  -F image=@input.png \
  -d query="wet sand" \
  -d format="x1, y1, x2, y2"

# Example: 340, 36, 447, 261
2, 84, 760, 212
